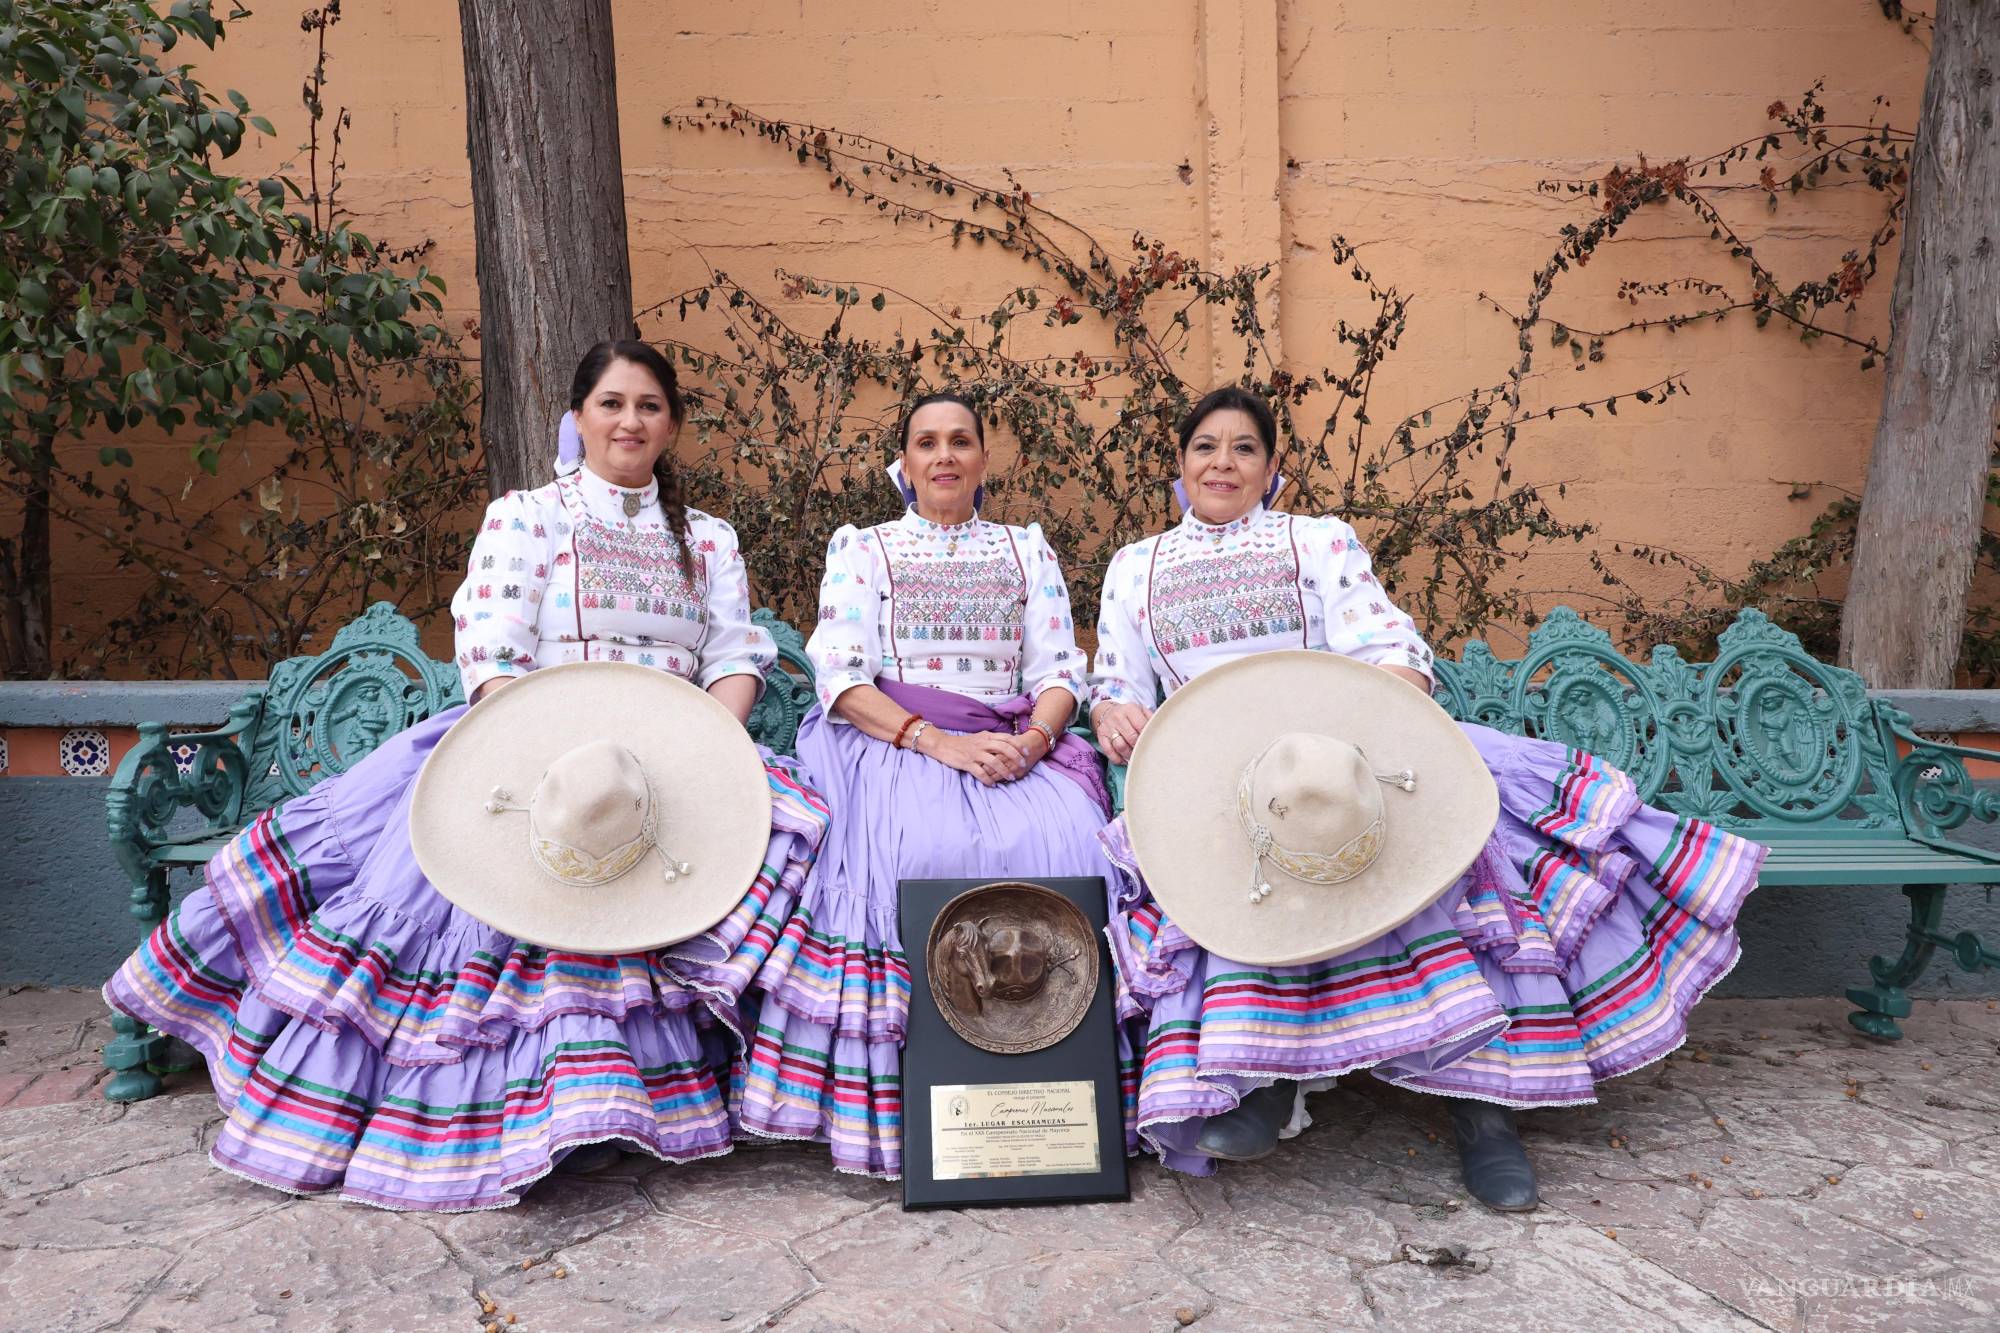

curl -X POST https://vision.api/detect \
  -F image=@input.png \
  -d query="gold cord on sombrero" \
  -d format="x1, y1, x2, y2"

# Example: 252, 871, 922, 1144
484, 773, 693, 888
1235, 740, 1417, 905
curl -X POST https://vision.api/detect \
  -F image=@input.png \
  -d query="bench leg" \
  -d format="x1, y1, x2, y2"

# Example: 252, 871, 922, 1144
102, 1013, 165, 1102
102, 867, 173, 1102
1846, 884, 1946, 1041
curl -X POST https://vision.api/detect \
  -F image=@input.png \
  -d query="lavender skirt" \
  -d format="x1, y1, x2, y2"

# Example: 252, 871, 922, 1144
1104, 722, 1767, 1174
103, 706, 830, 1212
739, 682, 1117, 1178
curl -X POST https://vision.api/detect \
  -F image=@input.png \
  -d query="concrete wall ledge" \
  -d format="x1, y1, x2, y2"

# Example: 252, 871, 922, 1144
1874, 689, 2000, 734
0, 680, 258, 728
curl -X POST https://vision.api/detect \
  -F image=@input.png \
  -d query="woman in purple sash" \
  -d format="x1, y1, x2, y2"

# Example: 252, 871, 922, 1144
738, 393, 1114, 1178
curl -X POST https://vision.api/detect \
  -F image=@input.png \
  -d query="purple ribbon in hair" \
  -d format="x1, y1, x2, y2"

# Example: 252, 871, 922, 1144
1172, 472, 1286, 511
555, 411, 582, 476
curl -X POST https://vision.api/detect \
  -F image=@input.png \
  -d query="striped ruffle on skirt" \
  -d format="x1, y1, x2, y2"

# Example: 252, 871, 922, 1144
103, 706, 829, 1213
1102, 721, 1766, 1175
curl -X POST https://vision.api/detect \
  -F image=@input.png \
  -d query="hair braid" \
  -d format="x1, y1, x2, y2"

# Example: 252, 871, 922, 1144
652, 453, 696, 581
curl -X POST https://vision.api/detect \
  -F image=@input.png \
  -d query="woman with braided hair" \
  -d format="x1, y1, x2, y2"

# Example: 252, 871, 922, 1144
103, 341, 832, 1211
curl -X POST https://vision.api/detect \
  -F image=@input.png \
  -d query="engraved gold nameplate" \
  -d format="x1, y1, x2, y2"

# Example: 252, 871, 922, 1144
928, 1080, 1100, 1181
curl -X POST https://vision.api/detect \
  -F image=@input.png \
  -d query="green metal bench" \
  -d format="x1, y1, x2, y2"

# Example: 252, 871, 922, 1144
1435, 606, 2000, 1040
1103, 606, 2000, 1040
100, 601, 817, 1101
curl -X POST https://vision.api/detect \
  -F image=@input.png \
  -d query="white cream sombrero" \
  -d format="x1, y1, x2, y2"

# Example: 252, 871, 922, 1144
408, 661, 772, 953
1123, 651, 1498, 966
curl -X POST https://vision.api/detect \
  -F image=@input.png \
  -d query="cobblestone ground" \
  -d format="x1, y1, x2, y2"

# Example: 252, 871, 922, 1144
2, 986, 1996, 1332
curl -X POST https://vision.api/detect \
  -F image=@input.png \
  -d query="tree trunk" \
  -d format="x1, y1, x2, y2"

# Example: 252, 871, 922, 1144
0, 535, 28, 678
0, 441, 55, 679
1839, 0, 2000, 688
457, 0, 634, 496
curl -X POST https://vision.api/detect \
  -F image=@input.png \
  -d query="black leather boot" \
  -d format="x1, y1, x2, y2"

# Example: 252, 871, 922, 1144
1194, 1080, 1297, 1162
1447, 1100, 1538, 1212
557, 1140, 627, 1175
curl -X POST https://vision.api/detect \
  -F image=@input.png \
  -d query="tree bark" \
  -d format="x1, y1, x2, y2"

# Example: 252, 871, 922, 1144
1839, 1, 2000, 688
0, 437, 55, 678
458, 0, 634, 497
18, 447, 51, 675
0, 534, 29, 678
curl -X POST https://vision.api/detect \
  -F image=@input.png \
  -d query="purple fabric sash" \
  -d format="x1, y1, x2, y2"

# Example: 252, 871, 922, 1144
874, 677, 1110, 818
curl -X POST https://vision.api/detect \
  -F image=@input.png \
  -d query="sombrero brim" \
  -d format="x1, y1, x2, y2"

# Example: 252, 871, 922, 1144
1123, 651, 1497, 966
409, 661, 772, 954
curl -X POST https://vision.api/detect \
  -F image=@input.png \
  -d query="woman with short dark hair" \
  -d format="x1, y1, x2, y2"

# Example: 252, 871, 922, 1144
1090, 387, 1766, 1211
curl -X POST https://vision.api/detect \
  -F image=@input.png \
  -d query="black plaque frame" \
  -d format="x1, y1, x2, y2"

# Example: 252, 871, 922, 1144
899, 876, 1129, 1209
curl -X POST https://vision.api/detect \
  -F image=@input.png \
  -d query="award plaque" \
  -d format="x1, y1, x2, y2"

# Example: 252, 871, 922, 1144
899, 876, 1128, 1209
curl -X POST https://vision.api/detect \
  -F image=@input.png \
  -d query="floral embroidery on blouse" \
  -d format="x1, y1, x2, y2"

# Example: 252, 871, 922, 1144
449, 470, 772, 699
885, 523, 1024, 651
807, 508, 1085, 719
574, 523, 704, 621
1089, 504, 1433, 707
1146, 516, 1306, 657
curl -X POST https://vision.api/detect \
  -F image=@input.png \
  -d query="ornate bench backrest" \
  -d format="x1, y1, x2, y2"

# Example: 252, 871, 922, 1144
236, 602, 817, 821
109, 601, 819, 902
239, 602, 466, 811
1430, 607, 1902, 833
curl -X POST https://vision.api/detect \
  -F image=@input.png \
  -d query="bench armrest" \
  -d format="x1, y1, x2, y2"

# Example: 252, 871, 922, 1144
106, 699, 263, 893
747, 608, 816, 757
1877, 705, 2000, 865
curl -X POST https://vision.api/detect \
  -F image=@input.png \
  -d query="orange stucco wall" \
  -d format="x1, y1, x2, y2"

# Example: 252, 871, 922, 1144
31, 0, 1931, 672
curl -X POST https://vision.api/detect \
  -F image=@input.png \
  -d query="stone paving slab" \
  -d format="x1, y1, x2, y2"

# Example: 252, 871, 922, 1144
0, 982, 114, 1107
2, 991, 1997, 1331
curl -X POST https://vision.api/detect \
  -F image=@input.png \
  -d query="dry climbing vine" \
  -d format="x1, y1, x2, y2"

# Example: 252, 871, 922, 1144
653, 98, 1699, 643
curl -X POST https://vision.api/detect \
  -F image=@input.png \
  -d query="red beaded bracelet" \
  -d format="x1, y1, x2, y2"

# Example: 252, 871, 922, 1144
893, 714, 921, 749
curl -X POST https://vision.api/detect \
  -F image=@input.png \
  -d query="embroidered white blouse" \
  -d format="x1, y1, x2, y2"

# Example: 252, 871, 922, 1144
1090, 504, 1434, 707
450, 469, 773, 700
807, 509, 1086, 720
